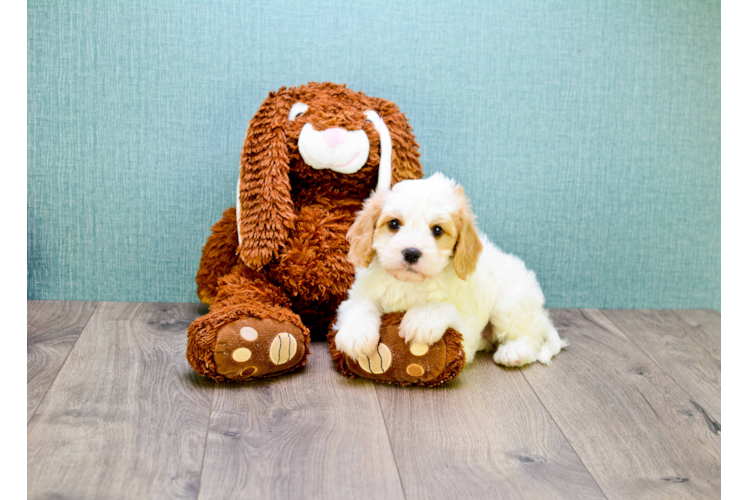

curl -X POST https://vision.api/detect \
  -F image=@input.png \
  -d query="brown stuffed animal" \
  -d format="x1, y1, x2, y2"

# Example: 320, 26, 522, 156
187, 82, 431, 382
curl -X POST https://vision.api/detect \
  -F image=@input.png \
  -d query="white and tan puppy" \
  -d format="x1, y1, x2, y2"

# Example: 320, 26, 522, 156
334, 173, 567, 367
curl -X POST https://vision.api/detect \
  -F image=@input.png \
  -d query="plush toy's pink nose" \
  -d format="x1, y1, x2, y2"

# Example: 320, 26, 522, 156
322, 128, 347, 149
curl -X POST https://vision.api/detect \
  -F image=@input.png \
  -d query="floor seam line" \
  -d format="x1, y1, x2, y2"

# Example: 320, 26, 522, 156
195, 380, 218, 500
374, 385, 409, 500
519, 325, 611, 500
27, 301, 101, 426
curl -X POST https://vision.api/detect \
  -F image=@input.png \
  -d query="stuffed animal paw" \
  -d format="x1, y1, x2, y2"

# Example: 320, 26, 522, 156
328, 312, 466, 387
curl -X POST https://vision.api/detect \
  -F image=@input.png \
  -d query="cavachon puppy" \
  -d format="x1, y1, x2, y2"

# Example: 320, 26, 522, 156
334, 173, 568, 367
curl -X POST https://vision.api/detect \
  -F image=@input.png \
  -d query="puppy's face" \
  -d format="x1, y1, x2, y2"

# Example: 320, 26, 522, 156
348, 174, 483, 282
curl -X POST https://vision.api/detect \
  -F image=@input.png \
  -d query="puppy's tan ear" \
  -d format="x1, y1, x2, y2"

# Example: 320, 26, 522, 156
237, 87, 297, 269
453, 187, 483, 280
347, 191, 387, 268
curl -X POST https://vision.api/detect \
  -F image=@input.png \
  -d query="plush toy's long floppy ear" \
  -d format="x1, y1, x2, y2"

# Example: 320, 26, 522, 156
369, 98, 423, 186
236, 88, 296, 269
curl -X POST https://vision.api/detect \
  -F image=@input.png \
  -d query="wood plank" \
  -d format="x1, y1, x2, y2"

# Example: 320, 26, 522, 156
375, 355, 606, 500
27, 300, 98, 423
601, 309, 720, 420
720, 314, 737, 428
721, 431, 738, 498
523, 309, 720, 500
198, 343, 405, 500
27, 302, 214, 500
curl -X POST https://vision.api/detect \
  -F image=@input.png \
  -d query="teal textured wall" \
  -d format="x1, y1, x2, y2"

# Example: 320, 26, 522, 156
28, 0, 720, 310
721, 17, 738, 314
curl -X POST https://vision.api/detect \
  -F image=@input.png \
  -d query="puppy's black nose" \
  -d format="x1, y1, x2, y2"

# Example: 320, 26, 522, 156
402, 248, 422, 264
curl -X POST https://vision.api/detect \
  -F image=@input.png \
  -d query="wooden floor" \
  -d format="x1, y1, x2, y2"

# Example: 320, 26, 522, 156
27, 301, 721, 500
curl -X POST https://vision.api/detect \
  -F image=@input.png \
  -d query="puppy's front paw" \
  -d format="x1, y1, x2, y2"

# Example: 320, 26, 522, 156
493, 340, 539, 367
334, 319, 380, 360
398, 305, 450, 346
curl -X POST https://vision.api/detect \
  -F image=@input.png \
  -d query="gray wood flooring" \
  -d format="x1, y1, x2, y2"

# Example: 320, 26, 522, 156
27, 301, 721, 499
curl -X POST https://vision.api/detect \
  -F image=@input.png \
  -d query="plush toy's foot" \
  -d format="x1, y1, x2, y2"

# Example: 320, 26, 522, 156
187, 304, 310, 382
328, 312, 466, 387
213, 317, 307, 379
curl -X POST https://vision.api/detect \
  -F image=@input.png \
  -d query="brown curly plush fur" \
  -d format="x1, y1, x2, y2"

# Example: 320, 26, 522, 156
187, 82, 424, 382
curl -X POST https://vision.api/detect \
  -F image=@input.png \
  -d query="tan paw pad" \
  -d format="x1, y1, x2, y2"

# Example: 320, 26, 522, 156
240, 326, 258, 341
406, 363, 425, 377
409, 343, 429, 356
357, 344, 392, 374
269, 332, 298, 365
232, 347, 252, 362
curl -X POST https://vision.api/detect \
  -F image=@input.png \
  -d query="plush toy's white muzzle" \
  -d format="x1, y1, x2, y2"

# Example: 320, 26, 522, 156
295, 108, 392, 192
298, 124, 370, 174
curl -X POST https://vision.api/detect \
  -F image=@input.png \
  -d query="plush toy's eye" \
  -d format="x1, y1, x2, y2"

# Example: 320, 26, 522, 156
388, 219, 401, 230
288, 102, 309, 121
431, 225, 443, 237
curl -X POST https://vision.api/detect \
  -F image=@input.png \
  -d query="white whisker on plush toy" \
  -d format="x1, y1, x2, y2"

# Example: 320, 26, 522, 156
334, 173, 568, 368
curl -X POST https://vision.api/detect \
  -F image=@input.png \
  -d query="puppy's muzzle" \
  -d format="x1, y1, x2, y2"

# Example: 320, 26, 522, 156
402, 248, 422, 264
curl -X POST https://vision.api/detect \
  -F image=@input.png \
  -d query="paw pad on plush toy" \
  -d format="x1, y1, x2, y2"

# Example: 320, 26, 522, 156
357, 343, 392, 374
231, 347, 251, 362
409, 342, 429, 356
240, 327, 258, 341
269, 332, 298, 365
406, 363, 425, 377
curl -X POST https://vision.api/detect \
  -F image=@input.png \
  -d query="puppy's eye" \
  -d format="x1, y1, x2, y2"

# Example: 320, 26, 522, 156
388, 219, 401, 230
431, 225, 444, 237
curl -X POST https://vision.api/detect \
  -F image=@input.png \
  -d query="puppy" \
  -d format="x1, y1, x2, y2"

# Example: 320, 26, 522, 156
334, 173, 567, 367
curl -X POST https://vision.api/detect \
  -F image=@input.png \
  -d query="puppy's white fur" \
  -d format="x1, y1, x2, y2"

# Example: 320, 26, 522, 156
334, 173, 568, 367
